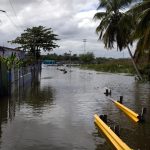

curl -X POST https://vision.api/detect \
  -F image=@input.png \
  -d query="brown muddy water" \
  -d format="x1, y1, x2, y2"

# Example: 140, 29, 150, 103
0, 66, 150, 150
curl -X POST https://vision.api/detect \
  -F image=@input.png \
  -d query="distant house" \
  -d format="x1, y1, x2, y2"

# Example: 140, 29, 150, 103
0, 46, 25, 59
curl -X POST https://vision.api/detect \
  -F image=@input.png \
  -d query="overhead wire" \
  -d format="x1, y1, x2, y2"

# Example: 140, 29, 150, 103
8, 0, 17, 18
0, 3, 22, 45
8, 0, 24, 31
0, 11, 18, 44
3, 13, 20, 36
5, 13, 19, 29
3, 0, 46, 32
8, 0, 45, 30
0, 10, 21, 35
0, 10, 17, 29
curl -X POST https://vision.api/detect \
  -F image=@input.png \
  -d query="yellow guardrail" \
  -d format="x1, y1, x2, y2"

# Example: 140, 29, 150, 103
94, 114, 132, 150
109, 98, 139, 122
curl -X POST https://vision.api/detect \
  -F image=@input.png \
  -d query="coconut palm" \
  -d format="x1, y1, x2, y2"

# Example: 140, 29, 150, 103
128, 0, 150, 63
94, 0, 143, 80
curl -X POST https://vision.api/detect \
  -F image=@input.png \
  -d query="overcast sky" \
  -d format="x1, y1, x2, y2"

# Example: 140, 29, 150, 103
0, 0, 134, 58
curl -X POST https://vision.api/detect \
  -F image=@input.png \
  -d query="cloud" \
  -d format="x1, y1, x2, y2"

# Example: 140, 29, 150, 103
0, 0, 131, 58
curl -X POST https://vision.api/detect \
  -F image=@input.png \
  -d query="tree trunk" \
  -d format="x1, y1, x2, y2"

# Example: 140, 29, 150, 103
127, 46, 143, 80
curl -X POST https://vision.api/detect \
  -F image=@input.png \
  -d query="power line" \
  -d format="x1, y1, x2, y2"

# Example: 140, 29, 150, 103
8, 0, 23, 30
0, 10, 21, 41
5, 13, 19, 29
0, 9, 19, 29
8, 0, 17, 17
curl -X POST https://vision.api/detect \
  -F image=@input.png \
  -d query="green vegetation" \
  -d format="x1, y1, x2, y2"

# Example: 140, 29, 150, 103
129, 0, 150, 81
42, 53, 135, 74
129, 0, 150, 62
42, 52, 149, 79
9, 26, 59, 60
42, 53, 80, 62
42, 52, 95, 64
79, 52, 95, 64
94, 0, 150, 80
94, 0, 142, 80
81, 59, 135, 75
0, 53, 23, 69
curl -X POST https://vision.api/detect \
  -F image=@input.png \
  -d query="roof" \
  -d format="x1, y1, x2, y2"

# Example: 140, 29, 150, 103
0, 46, 24, 53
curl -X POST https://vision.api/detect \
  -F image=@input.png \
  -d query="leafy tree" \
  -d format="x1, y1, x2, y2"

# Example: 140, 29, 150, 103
94, 0, 143, 80
71, 54, 79, 62
96, 57, 112, 64
63, 53, 70, 61
9, 26, 59, 60
79, 52, 95, 64
42, 53, 80, 62
42, 53, 58, 61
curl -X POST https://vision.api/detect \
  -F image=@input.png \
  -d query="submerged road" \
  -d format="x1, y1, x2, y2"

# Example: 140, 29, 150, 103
0, 66, 150, 150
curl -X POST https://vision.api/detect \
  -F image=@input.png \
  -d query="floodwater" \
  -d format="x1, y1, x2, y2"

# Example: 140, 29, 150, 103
0, 66, 150, 150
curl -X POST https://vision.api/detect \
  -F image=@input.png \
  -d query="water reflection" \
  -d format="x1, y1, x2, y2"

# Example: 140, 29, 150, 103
0, 98, 8, 139
0, 97, 16, 148
0, 71, 55, 148
25, 83, 54, 109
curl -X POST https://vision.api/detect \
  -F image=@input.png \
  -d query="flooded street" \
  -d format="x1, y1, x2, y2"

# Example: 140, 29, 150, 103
0, 66, 150, 150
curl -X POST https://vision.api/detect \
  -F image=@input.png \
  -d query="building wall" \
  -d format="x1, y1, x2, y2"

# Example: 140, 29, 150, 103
0, 46, 25, 59
0, 46, 26, 96
0, 46, 41, 97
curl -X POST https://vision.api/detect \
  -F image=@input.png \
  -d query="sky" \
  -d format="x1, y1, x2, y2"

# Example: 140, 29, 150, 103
0, 0, 134, 58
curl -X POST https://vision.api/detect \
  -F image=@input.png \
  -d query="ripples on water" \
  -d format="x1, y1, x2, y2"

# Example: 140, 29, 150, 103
0, 66, 150, 150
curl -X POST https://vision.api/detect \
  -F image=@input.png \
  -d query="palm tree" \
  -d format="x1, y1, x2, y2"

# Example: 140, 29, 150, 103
128, 0, 150, 64
94, 0, 143, 80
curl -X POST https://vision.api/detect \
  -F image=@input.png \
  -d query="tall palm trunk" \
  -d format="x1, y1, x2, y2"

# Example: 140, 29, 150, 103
148, 51, 150, 64
127, 46, 143, 80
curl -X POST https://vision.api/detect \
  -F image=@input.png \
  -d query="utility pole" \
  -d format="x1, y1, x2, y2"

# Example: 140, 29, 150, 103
83, 39, 87, 54
69, 50, 72, 68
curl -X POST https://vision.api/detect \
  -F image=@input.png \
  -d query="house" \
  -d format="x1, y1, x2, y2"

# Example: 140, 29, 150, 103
0, 46, 25, 59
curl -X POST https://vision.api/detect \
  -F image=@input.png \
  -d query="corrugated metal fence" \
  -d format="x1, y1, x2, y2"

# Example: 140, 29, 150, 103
0, 63, 41, 97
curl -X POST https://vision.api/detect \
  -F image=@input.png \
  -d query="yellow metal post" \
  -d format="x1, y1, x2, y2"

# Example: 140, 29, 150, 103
110, 98, 139, 122
94, 114, 133, 150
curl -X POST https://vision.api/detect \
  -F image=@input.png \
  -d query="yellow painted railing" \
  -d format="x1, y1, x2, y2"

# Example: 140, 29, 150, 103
110, 98, 139, 122
94, 114, 133, 150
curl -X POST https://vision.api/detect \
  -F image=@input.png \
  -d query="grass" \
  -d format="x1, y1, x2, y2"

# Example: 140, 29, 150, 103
80, 59, 135, 75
